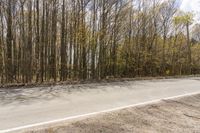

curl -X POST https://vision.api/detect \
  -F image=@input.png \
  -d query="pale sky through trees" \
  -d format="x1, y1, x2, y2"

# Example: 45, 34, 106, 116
181, 0, 200, 11
181, 0, 200, 22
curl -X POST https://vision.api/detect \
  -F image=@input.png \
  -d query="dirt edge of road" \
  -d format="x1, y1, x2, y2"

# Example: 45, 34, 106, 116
1, 75, 200, 89
16, 94, 200, 133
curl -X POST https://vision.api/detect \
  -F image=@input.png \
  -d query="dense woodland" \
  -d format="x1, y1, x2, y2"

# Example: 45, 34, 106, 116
0, 0, 200, 84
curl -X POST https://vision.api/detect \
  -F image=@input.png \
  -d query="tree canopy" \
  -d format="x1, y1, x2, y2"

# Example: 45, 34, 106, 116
0, 0, 200, 84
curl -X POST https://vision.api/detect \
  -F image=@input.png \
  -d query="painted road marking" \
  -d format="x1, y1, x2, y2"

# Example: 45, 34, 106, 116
1, 91, 200, 133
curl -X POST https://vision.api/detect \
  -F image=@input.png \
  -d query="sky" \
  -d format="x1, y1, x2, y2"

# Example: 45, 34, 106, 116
180, 0, 200, 22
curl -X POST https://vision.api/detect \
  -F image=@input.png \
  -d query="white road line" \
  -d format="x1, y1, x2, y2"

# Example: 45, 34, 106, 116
1, 91, 200, 133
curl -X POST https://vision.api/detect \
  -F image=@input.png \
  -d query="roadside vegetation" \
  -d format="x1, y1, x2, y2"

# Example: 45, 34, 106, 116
0, 0, 200, 84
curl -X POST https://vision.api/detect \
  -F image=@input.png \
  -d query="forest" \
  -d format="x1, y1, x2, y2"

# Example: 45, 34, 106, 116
0, 0, 200, 84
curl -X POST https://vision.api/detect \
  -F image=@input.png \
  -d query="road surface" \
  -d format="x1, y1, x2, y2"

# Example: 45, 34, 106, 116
0, 77, 200, 132
25, 94, 200, 133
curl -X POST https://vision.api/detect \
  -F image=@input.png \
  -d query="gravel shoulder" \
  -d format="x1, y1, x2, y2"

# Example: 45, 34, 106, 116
19, 94, 200, 133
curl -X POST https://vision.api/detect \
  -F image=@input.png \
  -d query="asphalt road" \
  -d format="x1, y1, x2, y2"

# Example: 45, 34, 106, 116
0, 77, 200, 132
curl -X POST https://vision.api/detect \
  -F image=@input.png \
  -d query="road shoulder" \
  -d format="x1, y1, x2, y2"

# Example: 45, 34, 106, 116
18, 94, 200, 133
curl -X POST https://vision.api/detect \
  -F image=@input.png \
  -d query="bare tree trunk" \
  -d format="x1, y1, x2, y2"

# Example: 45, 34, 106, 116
60, 0, 67, 81
6, 0, 13, 82
26, 0, 33, 83
50, 0, 57, 81
186, 22, 191, 74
